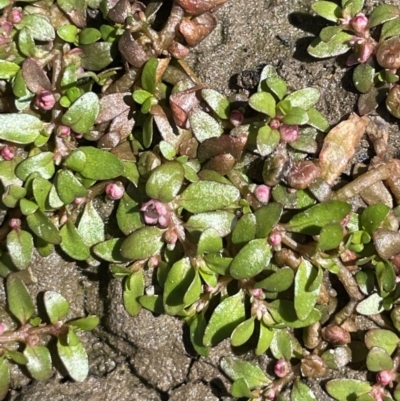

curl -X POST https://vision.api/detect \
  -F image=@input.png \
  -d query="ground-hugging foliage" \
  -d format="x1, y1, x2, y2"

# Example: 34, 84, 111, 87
0, 0, 400, 400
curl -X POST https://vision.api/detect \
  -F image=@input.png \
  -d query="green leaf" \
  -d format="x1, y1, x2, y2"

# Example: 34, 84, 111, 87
178, 181, 240, 213
120, 226, 164, 260
232, 213, 256, 246
68, 316, 99, 331
116, 191, 143, 236
185, 211, 236, 237
62, 92, 100, 134
356, 293, 384, 316
123, 271, 145, 316
80, 42, 114, 71
0, 358, 10, 401
353, 64, 375, 94
32, 177, 52, 211
60, 221, 90, 261
57, 330, 88, 382
201, 89, 230, 119
254, 203, 283, 238
231, 317, 255, 347
203, 291, 246, 346
220, 357, 271, 389
67, 147, 124, 180
163, 258, 199, 315
5, 350, 28, 365
77, 201, 105, 247
55, 170, 88, 204
255, 268, 294, 292
133, 89, 153, 104
364, 329, 399, 355
265, 75, 287, 100
369, 5, 400, 28
24, 345, 52, 381
256, 322, 274, 355
270, 329, 293, 360
284, 200, 351, 235
43, 291, 70, 324
16, 152, 55, 181
366, 347, 393, 372
92, 238, 127, 263
27, 210, 61, 244
6, 274, 35, 324
361, 204, 390, 235
17, 14, 55, 41
0, 60, 20, 79
249, 91, 276, 117
230, 378, 253, 398
141, 58, 158, 95
319, 222, 343, 250
197, 228, 223, 255
311, 1, 342, 22
285, 88, 320, 110
282, 107, 309, 125
320, 25, 345, 42
0, 114, 44, 144
269, 300, 321, 328
294, 260, 322, 321
326, 379, 371, 401
189, 109, 223, 143
342, 0, 364, 16
57, 24, 79, 42
307, 32, 353, 58
256, 125, 280, 156
139, 295, 165, 314
230, 239, 271, 279
292, 379, 317, 401
380, 18, 400, 40
6, 229, 33, 270
79, 27, 101, 44
146, 162, 185, 202
307, 107, 330, 132
189, 313, 210, 357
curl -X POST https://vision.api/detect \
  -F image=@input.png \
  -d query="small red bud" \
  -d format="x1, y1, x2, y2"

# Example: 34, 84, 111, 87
8, 9, 23, 24
254, 184, 271, 203
35, 90, 56, 111
279, 124, 299, 142
1, 145, 16, 160
263, 387, 276, 400
376, 370, 396, 387
321, 324, 351, 345
351, 13, 368, 34
57, 125, 71, 137
269, 232, 282, 246
229, 109, 244, 127
9, 218, 21, 230
270, 118, 281, 130
274, 359, 290, 378
105, 182, 125, 200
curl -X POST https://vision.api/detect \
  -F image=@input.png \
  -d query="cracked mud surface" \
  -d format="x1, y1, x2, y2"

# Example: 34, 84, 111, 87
2, 0, 400, 400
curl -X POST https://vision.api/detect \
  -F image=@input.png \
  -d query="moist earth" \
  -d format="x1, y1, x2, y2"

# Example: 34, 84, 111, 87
2, 0, 400, 400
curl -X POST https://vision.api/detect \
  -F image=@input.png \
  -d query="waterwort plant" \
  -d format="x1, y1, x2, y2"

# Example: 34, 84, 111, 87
307, 0, 400, 117
0, 1, 400, 401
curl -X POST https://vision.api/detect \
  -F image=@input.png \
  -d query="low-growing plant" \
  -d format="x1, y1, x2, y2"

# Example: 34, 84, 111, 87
307, 0, 400, 117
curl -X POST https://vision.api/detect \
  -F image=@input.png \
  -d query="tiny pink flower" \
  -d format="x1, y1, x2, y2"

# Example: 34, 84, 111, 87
376, 370, 396, 387
251, 288, 264, 298
163, 228, 178, 245
35, 90, 56, 110
57, 125, 71, 137
73, 197, 86, 205
9, 218, 21, 230
351, 13, 369, 34
274, 359, 291, 378
1, 145, 16, 160
270, 118, 281, 130
105, 182, 125, 200
254, 184, 271, 203
264, 387, 277, 400
279, 123, 299, 142
148, 256, 159, 268
229, 109, 244, 127
8, 9, 23, 24
269, 231, 282, 246
141, 199, 171, 228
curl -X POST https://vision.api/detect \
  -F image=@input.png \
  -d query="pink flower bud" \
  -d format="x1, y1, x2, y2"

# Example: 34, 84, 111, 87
251, 288, 264, 298
163, 229, 178, 245
270, 118, 281, 130
35, 90, 56, 110
73, 197, 86, 205
279, 124, 299, 142
229, 109, 244, 127
357, 39, 374, 63
8, 9, 23, 24
254, 184, 271, 203
9, 218, 21, 230
351, 13, 368, 34
105, 182, 125, 200
264, 387, 276, 400
57, 125, 71, 137
1, 145, 16, 160
269, 232, 281, 246
148, 256, 159, 268
274, 359, 291, 378
376, 370, 396, 387
141, 200, 171, 228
